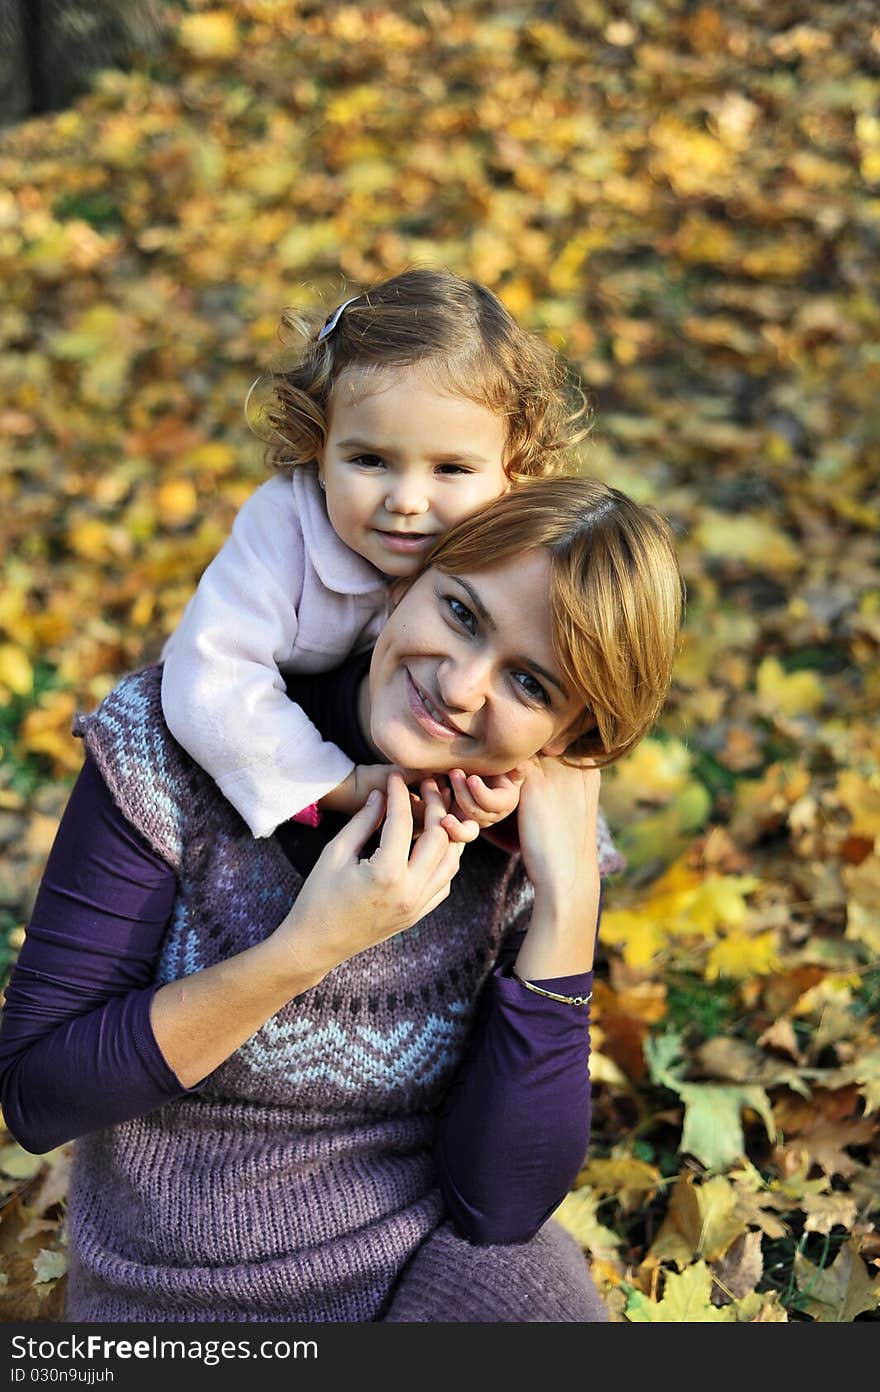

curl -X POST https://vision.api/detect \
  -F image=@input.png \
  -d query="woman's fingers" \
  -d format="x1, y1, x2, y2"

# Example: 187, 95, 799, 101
326, 787, 386, 862
408, 782, 459, 868
373, 772, 415, 864
423, 838, 466, 900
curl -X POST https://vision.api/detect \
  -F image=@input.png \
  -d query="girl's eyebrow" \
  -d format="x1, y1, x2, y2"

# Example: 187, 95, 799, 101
449, 576, 569, 699
336, 438, 490, 465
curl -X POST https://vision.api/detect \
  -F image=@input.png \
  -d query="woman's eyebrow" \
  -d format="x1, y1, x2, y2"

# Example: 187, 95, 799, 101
451, 577, 569, 698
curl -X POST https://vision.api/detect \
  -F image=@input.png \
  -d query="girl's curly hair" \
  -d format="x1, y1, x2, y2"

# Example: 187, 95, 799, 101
253, 267, 591, 483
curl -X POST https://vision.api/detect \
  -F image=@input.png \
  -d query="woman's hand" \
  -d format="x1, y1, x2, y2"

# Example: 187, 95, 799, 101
151, 776, 463, 1088
513, 757, 602, 978
279, 773, 465, 985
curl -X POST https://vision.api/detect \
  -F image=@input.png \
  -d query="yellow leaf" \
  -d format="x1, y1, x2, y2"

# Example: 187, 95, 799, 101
627, 1261, 735, 1322
741, 238, 816, 278
792, 974, 859, 1017
836, 771, 880, 838
20, 692, 80, 774
649, 117, 732, 198
705, 931, 780, 981
844, 855, 880, 955
0, 643, 33, 697
587, 1051, 632, 1089
695, 512, 802, 576
66, 518, 114, 562
648, 1174, 746, 1267
684, 875, 762, 936
599, 909, 665, 969
600, 737, 695, 825
579, 1156, 662, 1211
178, 12, 241, 60
325, 86, 384, 126
96, 115, 141, 168
552, 1187, 621, 1256
156, 479, 199, 529
756, 657, 825, 718
794, 1237, 880, 1322
675, 212, 738, 266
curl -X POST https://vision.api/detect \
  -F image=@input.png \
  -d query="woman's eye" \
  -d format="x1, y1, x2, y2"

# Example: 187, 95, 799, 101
513, 671, 549, 705
445, 596, 476, 632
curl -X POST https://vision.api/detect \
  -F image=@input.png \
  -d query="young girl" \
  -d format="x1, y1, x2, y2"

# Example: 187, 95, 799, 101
161, 268, 621, 866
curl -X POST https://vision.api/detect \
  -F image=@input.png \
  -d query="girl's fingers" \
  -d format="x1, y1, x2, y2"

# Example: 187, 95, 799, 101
440, 813, 480, 844
465, 774, 516, 814
448, 768, 480, 818
419, 778, 447, 828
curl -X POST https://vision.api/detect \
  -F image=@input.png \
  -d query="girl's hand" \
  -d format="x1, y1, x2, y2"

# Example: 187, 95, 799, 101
319, 762, 419, 815
279, 773, 465, 984
438, 767, 527, 844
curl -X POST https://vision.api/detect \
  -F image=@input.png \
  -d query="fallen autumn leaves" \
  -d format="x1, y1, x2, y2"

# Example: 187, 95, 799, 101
0, 0, 878, 1321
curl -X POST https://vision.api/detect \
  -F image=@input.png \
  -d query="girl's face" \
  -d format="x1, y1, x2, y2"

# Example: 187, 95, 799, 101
318, 364, 510, 577
364, 549, 585, 775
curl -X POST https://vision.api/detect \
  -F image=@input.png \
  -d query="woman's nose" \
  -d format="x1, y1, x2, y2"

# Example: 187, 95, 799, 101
437, 655, 491, 713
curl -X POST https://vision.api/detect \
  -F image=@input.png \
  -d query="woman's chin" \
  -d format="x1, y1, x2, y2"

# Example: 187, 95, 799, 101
369, 719, 465, 777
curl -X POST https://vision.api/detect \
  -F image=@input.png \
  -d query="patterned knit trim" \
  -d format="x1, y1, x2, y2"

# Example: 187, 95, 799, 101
72, 664, 202, 872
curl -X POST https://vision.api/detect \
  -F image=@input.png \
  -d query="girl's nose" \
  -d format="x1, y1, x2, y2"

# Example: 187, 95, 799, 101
437, 655, 491, 713
384, 473, 430, 516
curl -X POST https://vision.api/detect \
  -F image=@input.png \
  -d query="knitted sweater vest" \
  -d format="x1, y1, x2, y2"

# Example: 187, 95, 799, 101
66, 666, 538, 1323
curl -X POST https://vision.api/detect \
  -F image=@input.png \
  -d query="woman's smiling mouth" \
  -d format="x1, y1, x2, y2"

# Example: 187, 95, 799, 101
405, 670, 468, 740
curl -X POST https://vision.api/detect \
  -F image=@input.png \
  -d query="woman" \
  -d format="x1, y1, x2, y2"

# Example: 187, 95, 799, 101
0, 478, 683, 1323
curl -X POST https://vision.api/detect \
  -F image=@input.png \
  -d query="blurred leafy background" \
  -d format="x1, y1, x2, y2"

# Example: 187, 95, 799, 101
0, 0, 878, 1322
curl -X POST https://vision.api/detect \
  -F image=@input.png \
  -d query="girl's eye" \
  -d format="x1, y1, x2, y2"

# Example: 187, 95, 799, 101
350, 454, 385, 469
435, 463, 472, 476
512, 671, 550, 705
444, 596, 476, 633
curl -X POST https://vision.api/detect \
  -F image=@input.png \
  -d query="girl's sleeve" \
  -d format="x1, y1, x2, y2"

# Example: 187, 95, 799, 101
434, 889, 601, 1245
160, 477, 355, 838
0, 756, 200, 1154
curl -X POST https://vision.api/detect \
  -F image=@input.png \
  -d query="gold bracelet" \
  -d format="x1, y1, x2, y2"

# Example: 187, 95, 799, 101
512, 970, 592, 1007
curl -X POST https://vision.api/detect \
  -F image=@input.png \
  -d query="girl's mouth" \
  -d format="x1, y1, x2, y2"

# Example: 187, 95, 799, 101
405, 671, 467, 740
375, 531, 437, 554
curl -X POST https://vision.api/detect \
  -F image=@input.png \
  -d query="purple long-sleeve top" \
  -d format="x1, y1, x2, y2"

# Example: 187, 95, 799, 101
0, 655, 596, 1244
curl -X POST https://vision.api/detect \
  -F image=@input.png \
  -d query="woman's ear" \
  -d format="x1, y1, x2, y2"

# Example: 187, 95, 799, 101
539, 734, 571, 758
541, 711, 597, 759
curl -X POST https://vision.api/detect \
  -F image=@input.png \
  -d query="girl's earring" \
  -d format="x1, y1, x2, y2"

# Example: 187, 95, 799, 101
318, 477, 326, 491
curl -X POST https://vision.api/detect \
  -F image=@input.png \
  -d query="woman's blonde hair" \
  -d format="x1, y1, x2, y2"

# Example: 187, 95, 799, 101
256, 268, 590, 483
422, 476, 684, 766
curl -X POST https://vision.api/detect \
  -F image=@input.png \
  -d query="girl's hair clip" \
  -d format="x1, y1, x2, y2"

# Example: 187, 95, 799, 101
317, 296, 360, 342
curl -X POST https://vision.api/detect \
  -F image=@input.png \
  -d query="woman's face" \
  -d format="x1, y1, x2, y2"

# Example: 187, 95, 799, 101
365, 549, 585, 776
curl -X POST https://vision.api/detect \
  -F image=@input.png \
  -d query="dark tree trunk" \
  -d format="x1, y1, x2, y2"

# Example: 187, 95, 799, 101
0, 0, 167, 125
20, 0, 49, 114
